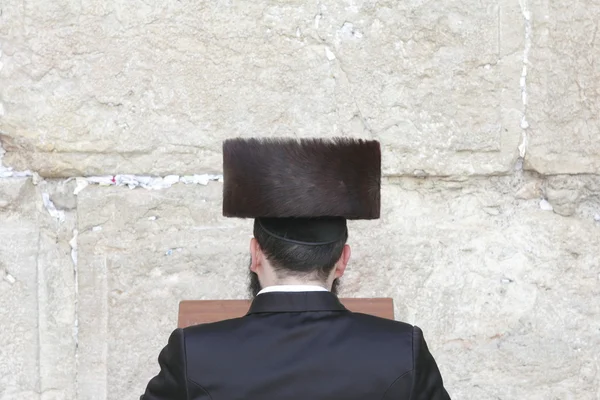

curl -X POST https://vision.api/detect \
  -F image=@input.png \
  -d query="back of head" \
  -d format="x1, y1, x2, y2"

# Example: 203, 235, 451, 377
253, 218, 349, 281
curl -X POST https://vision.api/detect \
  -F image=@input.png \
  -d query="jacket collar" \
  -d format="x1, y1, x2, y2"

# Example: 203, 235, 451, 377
257, 284, 328, 295
247, 291, 348, 315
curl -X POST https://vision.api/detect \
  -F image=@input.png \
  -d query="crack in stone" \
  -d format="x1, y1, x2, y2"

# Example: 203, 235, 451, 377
74, 174, 223, 193
334, 56, 373, 135
35, 229, 42, 399
69, 229, 79, 395
518, 0, 532, 162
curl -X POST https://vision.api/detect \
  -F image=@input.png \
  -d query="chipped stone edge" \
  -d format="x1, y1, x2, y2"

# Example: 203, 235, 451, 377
0, 141, 33, 178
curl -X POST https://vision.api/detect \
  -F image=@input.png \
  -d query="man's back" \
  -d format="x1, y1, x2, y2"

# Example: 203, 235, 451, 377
141, 292, 451, 400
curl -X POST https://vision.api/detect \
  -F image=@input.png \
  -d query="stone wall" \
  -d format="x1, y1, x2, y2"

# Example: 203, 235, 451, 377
0, 0, 599, 399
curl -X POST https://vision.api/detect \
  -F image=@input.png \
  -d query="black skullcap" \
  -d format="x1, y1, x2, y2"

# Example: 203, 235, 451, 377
256, 217, 347, 246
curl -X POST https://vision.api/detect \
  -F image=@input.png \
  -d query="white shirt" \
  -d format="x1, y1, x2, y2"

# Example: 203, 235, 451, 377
257, 285, 328, 295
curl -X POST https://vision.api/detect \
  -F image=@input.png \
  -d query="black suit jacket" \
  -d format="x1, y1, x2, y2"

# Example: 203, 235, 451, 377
141, 292, 451, 399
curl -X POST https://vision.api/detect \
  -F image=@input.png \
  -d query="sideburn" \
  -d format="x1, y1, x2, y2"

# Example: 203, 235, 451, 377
248, 270, 262, 298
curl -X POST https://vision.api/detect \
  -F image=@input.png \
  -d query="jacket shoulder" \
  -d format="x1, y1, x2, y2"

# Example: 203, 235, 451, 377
182, 316, 246, 337
348, 312, 414, 333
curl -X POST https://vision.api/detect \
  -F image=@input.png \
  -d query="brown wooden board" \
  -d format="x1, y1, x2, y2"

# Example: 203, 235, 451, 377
178, 298, 394, 328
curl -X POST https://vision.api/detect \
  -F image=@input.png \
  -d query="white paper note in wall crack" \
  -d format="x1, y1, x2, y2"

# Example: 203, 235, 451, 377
73, 174, 223, 194
42, 193, 66, 223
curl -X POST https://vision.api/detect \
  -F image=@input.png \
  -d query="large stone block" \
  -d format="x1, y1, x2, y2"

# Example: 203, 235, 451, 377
1, 0, 522, 177
349, 177, 600, 398
35, 180, 78, 400
75, 182, 251, 400
525, 0, 600, 174
0, 180, 40, 400
0, 179, 77, 400
74, 177, 600, 399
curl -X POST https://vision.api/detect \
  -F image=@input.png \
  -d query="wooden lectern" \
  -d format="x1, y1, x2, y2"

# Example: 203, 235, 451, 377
178, 298, 394, 328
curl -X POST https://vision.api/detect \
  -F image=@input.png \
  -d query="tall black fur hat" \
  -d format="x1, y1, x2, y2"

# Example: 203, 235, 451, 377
222, 137, 381, 219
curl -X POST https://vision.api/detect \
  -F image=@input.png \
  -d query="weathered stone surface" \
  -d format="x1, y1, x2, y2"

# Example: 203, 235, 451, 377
0, 179, 40, 400
72, 178, 600, 399
1, 0, 522, 177
543, 175, 600, 218
35, 179, 78, 400
525, 0, 600, 174
75, 182, 251, 400
0, 178, 77, 400
349, 177, 600, 399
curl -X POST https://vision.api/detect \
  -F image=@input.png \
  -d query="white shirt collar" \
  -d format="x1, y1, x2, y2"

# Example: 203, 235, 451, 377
257, 285, 329, 295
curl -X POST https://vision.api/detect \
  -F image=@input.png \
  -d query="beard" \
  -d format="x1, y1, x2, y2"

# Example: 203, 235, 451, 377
331, 278, 341, 296
248, 268, 262, 299
247, 266, 341, 299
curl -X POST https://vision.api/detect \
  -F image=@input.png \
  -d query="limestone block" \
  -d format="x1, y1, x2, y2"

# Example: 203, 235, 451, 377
1, 0, 522, 178
0, 180, 40, 400
525, 0, 600, 174
0, 178, 77, 400
35, 180, 78, 400
348, 178, 600, 399
75, 182, 251, 400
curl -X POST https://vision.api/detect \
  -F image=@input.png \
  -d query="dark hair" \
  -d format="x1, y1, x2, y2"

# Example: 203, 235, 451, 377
253, 220, 348, 281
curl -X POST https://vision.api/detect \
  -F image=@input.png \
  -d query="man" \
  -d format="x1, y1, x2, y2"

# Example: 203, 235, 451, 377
141, 138, 451, 399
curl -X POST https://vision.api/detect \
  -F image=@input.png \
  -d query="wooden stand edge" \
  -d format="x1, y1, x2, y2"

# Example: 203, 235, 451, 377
178, 298, 394, 328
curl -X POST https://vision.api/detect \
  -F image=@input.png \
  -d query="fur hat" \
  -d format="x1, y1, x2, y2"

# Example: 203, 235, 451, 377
222, 137, 381, 219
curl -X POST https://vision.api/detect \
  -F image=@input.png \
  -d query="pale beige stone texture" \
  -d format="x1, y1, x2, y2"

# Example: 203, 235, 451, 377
525, 0, 600, 174
1, 0, 522, 177
350, 177, 600, 399
72, 178, 600, 399
0, 179, 40, 400
0, 179, 77, 400
543, 175, 600, 218
36, 180, 78, 400
75, 182, 251, 400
